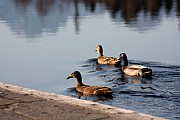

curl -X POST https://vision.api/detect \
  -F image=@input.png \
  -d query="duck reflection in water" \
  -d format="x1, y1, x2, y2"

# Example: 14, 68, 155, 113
67, 71, 113, 101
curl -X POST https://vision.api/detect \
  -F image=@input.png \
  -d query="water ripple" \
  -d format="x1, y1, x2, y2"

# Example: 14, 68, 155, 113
79, 58, 180, 120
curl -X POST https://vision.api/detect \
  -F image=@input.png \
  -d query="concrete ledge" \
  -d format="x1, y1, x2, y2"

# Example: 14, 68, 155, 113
0, 82, 166, 120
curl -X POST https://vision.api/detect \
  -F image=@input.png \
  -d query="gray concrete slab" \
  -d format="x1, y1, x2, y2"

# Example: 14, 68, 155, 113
0, 82, 166, 120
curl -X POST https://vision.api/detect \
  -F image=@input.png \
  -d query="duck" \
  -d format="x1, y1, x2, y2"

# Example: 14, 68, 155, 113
95, 45, 120, 65
119, 53, 152, 77
67, 71, 113, 99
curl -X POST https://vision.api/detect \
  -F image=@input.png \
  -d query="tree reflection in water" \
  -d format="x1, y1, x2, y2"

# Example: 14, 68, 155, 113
13, 0, 180, 33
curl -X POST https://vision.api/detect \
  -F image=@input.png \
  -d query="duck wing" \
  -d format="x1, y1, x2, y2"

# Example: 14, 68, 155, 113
122, 65, 143, 76
92, 86, 113, 95
122, 65, 151, 76
76, 84, 90, 93
98, 56, 120, 65
130, 65, 147, 69
80, 86, 112, 96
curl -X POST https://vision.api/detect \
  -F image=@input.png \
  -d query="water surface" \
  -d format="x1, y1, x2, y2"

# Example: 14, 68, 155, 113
0, 0, 180, 119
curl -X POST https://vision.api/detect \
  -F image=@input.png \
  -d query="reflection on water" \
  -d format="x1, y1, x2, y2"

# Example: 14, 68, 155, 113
0, 0, 72, 38
0, 0, 180, 38
0, 0, 180, 120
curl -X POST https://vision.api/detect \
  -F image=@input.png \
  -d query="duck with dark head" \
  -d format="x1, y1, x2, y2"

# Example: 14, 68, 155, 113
67, 71, 113, 99
119, 53, 152, 78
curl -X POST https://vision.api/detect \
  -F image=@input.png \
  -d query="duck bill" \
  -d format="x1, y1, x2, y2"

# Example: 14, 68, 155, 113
67, 76, 73, 80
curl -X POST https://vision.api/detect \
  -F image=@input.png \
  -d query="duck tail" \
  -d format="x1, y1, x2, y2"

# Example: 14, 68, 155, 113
142, 68, 152, 78
104, 92, 113, 99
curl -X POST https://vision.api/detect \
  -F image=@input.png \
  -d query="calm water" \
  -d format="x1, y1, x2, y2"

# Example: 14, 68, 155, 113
0, 0, 180, 119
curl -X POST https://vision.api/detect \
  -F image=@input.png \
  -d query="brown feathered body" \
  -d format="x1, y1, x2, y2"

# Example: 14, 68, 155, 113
96, 45, 120, 65
67, 71, 113, 98
97, 56, 120, 65
76, 84, 113, 96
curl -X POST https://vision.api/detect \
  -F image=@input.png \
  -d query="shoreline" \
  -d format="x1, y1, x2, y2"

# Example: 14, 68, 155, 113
0, 82, 165, 120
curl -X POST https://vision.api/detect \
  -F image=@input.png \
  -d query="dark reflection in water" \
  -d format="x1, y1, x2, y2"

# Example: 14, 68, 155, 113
15, 0, 55, 16
104, 0, 163, 22
37, 0, 55, 16
0, 0, 179, 37
177, 0, 180, 30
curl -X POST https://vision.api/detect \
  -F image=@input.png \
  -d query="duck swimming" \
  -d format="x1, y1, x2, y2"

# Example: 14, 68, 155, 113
119, 53, 152, 77
67, 71, 113, 99
95, 45, 120, 65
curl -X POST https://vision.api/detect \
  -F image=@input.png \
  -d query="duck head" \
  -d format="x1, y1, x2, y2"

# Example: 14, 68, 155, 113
67, 71, 81, 79
119, 53, 128, 66
67, 71, 83, 84
95, 45, 103, 56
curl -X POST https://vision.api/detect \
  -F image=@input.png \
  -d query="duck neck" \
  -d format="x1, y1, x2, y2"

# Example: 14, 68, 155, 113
121, 57, 128, 66
75, 75, 84, 86
98, 49, 103, 56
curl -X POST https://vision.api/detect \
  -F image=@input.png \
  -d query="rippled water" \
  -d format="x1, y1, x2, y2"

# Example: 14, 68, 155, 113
65, 59, 180, 119
0, 0, 180, 119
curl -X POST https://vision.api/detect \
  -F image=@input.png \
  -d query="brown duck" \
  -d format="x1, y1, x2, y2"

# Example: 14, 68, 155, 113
119, 53, 152, 77
67, 71, 113, 99
95, 45, 120, 65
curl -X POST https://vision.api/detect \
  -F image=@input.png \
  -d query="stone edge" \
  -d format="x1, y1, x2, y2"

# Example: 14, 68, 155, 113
0, 82, 166, 120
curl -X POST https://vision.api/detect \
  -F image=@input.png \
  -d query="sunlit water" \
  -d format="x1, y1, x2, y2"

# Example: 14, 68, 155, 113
0, 0, 180, 119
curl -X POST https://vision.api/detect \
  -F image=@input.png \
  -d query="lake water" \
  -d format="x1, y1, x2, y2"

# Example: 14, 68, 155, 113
0, 0, 180, 119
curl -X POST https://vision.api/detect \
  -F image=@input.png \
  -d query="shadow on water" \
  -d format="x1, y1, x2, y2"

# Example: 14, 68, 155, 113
66, 58, 180, 119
